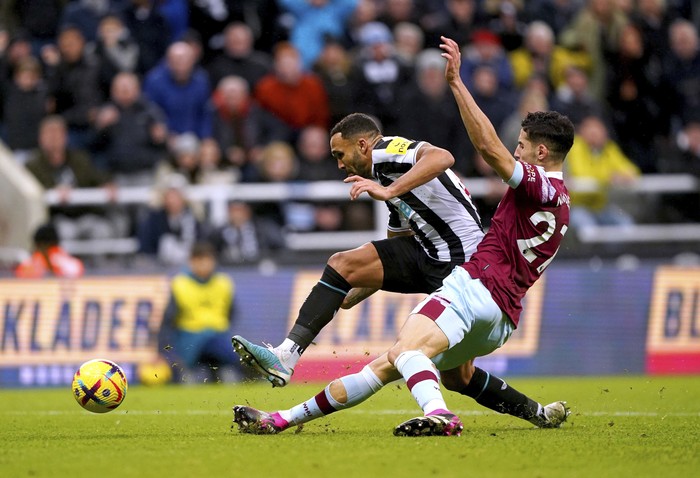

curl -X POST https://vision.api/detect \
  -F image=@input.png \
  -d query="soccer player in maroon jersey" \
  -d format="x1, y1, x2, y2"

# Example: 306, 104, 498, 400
231, 36, 575, 437
387, 36, 575, 436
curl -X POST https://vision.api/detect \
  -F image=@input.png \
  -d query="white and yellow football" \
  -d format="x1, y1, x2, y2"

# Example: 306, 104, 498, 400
72, 359, 128, 413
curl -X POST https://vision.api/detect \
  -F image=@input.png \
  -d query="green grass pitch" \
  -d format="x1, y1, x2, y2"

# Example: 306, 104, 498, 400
1, 375, 698, 478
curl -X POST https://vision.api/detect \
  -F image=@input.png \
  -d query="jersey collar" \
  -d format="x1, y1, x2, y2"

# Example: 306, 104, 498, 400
545, 171, 564, 180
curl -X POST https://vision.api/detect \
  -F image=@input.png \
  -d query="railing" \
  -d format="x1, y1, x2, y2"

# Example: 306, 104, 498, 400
41, 174, 700, 256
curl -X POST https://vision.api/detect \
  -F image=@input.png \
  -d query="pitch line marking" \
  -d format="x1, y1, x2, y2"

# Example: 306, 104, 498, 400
3, 409, 700, 417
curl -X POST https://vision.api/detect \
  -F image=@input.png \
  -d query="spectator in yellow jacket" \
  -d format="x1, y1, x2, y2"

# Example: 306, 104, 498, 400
566, 115, 640, 228
508, 21, 591, 91
159, 241, 240, 383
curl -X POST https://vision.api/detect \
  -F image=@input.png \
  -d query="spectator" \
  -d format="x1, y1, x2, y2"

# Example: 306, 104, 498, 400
396, 49, 470, 173
25, 115, 119, 241
123, 0, 170, 74
560, 0, 630, 100
277, 0, 359, 70
566, 115, 641, 229
349, 22, 413, 134
661, 19, 700, 133
14, 222, 85, 279
1, 56, 49, 162
159, 241, 241, 383
393, 22, 425, 67
377, 0, 423, 31
205, 22, 272, 91
91, 14, 140, 99
469, 64, 516, 133
197, 138, 238, 185
488, 1, 527, 52
226, 0, 283, 53
44, 25, 102, 149
669, 119, 700, 177
312, 39, 355, 126
90, 72, 168, 185
0, 0, 66, 52
0, 30, 33, 88
211, 75, 289, 182
632, 0, 676, 66
347, 0, 381, 36
187, 0, 248, 61
209, 201, 286, 265
509, 20, 591, 91
143, 41, 213, 139
423, 0, 485, 49
254, 42, 330, 134
605, 23, 662, 173
155, 132, 202, 185
293, 125, 350, 232
550, 65, 606, 128
58, 0, 111, 43
137, 174, 205, 266
295, 125, 343, 182
528, 0, 581, 37
460, 29, 515, 92
253, 141, 304, 229
659, 119, 700, 222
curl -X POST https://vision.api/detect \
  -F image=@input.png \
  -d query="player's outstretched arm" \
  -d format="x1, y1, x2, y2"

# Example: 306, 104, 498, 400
387, 143, 455, 197
440, 36, 515, 182
345, 144, 454, 201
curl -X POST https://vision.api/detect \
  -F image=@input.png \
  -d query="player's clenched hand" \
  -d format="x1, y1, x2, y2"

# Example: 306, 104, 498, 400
440, 36, 461, 85
344, 175, 391, 200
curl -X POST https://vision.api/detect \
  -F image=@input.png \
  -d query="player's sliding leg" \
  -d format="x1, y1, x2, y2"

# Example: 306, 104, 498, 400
388, 314, 463, 437
232, 243, 383, 387
442, 363, 570, 428
232, 356, 398, 434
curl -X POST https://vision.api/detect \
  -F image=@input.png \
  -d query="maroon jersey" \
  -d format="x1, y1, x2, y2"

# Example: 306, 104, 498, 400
462, 161, 570, 326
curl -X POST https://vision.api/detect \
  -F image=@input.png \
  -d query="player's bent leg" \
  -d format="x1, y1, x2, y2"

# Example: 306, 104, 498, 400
232, 405, 290, 435
231, 335, 292, 387
443, 364, 571, 428
327, 242, 384, 287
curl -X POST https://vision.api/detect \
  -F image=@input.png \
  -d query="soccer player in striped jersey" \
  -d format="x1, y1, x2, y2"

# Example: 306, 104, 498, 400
233, 111, 484, 387
231, 36, 574, 437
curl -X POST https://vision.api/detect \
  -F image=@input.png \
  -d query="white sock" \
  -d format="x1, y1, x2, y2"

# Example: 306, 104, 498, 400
284, 388, 333, 425
395, 350, 447, 415
281, 366, 385, 425
276, 338, 302, 369
330, 365, 384, 409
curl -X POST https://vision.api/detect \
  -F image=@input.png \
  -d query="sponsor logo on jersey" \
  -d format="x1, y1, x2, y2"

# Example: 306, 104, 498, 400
386, 137, 411, 155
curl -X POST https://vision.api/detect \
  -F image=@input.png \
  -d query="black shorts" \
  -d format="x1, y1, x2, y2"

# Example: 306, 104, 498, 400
372, 235, 459, 294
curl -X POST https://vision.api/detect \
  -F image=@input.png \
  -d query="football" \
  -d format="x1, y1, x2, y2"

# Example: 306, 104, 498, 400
72, 359, 128, 413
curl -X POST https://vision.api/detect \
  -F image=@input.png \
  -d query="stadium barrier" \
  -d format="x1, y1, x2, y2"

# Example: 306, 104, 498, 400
1, 261, 698, 387
37, 173, 700, 256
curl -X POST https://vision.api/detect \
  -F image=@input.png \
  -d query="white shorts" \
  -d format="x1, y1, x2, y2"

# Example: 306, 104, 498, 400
410, 266, 515, 371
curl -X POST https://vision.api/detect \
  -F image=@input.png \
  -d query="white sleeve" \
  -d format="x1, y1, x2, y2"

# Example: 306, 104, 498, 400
506, 161, 524, 189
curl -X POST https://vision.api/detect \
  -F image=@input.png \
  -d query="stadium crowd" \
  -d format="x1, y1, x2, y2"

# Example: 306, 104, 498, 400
1, 0, 699, 267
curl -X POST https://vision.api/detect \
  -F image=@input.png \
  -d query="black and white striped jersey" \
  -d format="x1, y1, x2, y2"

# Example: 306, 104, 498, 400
372, 136, 485, 264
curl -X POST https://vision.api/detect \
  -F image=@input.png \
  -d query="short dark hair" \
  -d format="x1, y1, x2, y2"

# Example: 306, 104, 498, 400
521, 111, 574, 160
330, 113, 381, 139
190, 241, 216, 259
